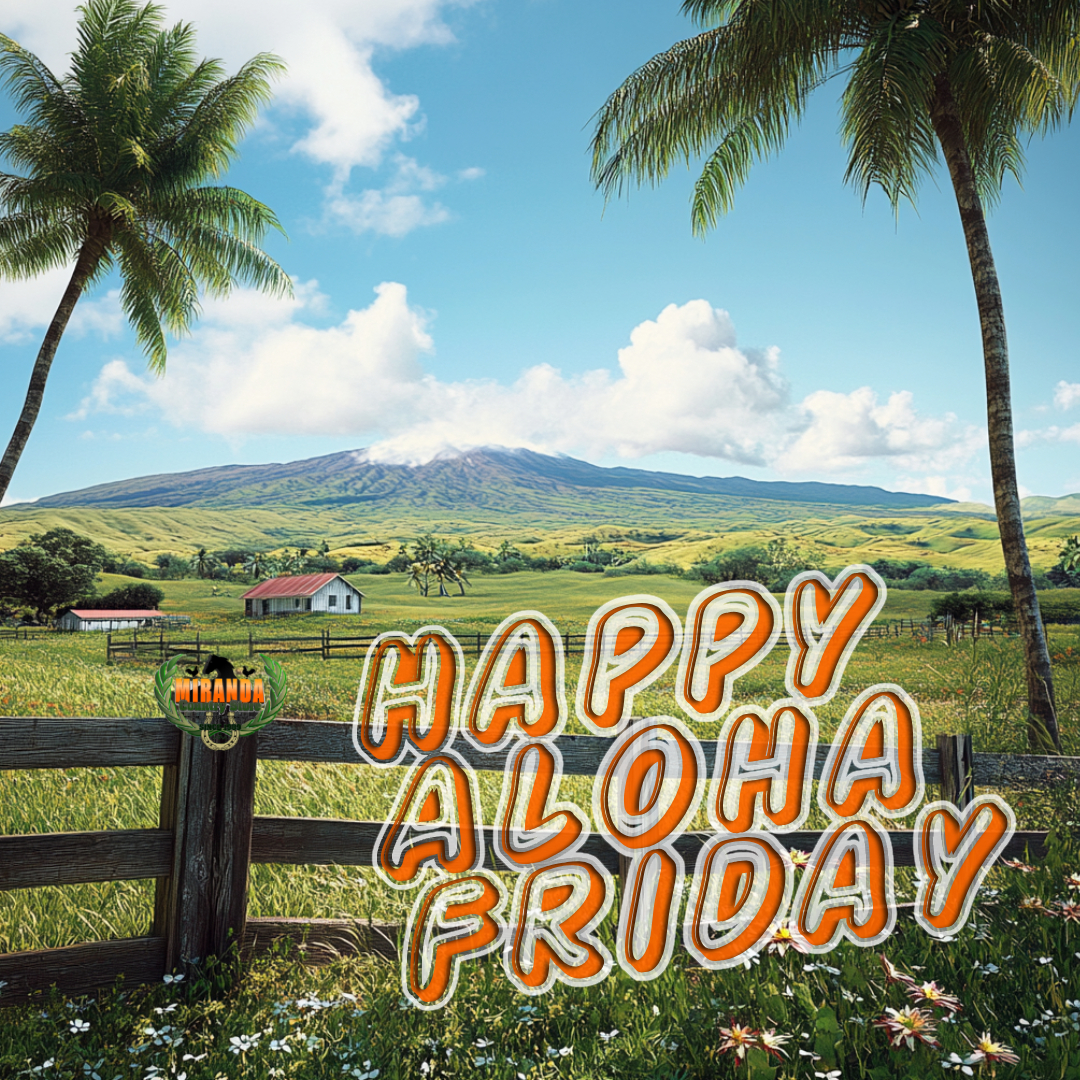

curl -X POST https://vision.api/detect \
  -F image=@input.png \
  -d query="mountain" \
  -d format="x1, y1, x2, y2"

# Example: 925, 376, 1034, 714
31, 446, 950, 512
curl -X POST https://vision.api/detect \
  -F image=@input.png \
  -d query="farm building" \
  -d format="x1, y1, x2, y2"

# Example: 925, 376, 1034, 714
241, 573, 365, 618
55, 609, 183, 632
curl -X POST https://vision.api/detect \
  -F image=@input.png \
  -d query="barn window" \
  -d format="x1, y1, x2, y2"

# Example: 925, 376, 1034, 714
294, 598, 300, 608
345, 594, 352, 610
328, 595, 338, 607
305, 598, 312, 611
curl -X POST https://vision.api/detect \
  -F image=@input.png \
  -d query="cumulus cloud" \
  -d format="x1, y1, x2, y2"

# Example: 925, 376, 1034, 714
5, 0, 478, 235
74, 290, 982, 490
774, 387, 983, 475
0, 269, 125, 343
1054, 380, 1080, 410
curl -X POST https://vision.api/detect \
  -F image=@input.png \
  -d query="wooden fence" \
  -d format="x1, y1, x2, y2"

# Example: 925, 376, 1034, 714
103, 619, 981, 664
1, 716, 1077, 1006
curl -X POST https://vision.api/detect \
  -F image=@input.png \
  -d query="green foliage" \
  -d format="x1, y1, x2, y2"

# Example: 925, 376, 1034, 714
1050, 535, 1080, 588
78, 582, 165, 610
154, 553, 190, 580
25, 527, 107, 571
0, 0, 292, 366
930, 589, 1013, 622
0, 544, 97, 620
688, 538, 821, 591
592, 1, 1079, 226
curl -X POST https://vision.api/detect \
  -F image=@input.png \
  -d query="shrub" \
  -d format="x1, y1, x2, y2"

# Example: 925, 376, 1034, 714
79, 583, 166, 610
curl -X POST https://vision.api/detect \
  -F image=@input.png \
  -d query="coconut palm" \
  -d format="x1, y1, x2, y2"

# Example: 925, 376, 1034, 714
0, 0, 292, 502
591, 0, 1077, 751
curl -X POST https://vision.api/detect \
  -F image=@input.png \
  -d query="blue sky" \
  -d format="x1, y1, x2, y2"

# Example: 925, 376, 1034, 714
1, 0, 1078, 506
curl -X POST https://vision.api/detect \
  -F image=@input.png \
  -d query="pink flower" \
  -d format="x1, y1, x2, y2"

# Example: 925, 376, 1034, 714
766, 922, 805, 957
1002, 859, 1036, 873
879, 954, 916, 989
873, 1007, 940, 1051
905, 980, 962, 1014
757, 1029, 790, 1060
717, 1021, 760, 1061
964, 1031, 1020, 1065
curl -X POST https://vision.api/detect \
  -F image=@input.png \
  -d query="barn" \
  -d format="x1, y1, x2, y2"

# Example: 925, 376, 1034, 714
56, 608, 170, 631
241, 573, 365, 618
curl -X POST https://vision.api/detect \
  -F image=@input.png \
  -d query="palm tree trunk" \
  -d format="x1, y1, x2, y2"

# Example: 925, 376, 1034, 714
0, 240, 102, 505
931, 74, 1060, 753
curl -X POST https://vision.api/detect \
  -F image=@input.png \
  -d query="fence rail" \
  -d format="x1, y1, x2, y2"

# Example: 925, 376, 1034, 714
102, 618, 1000, 664
1, 714, 1076, 1006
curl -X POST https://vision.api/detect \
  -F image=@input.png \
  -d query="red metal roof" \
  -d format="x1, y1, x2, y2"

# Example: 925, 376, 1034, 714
241, 573, 358, 600
69, 609, 166, 618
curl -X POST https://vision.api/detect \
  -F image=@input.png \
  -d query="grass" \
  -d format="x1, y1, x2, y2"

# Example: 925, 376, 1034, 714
4, 500, 1080, 575
1, 578, 1079, 1078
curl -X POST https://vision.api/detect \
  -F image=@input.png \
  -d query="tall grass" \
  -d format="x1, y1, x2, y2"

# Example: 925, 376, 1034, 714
1, 605, 1078, 1077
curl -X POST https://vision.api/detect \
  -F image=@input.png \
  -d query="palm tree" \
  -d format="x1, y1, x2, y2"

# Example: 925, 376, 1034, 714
591, 0, 1076, 751
0, 0, 292, 503
192, 547, 214, 579
242, 551, 268, 580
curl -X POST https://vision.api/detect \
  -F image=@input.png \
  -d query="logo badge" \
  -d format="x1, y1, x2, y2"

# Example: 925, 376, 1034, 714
155, 652, 287, 750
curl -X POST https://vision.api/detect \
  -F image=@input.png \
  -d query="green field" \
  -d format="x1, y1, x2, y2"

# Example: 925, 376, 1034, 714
1, 580, 1078, 1079
4, 499, 1080, 576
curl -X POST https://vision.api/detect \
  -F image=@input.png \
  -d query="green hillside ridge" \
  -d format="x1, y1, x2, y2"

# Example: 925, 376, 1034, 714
2, 448, 1076, 574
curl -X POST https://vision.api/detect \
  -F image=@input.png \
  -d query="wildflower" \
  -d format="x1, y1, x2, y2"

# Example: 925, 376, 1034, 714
879, 954, 916, 988
546, 1046, 572, 1058
1002, 859, 1036, 873
964, 1032, 1020, 1065
767, 922, 804, 957
717, 1021, 761, 1061
344, 1061, 379, 1079
162, 973, 184, 985
475, 1039, 493, 1049
474, 1056, 496, 1067
788, 849, 811, 868
1057, 902, 1080, 923
873, 1007, 940, 1050
942, 1051, 974, 1075
758, 1029, 791, 1059
652, 1005, 660, 1016
1066, 873, 1080, 891
269, 1039, 292, 1053
599, 1030, 619, 1042
230, 1034, 260, 1055
906, 981, 962, 1014
814, 1071, 842, 1080
1018, 896, 1046, 912
69, 1019, 90, 1034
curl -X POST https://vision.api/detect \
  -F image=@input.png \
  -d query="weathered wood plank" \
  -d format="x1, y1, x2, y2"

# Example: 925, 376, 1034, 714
973, 752, 1080, 789
0, 936, 166, 1005
0, 829, 173, 890
256, 720, 947, 782
0, 716, 180, 769
210, 734, 258, 962
244, 917, 399, 963
938, 733, 974, 809
250, 816, 1048, 871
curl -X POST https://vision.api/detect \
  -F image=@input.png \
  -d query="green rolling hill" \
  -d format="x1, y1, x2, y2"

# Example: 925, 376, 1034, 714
1, 447, 1076, 573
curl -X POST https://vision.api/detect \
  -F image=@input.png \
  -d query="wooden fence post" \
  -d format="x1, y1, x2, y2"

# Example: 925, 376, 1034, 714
158, 732, 259, 980
937, 733, 974, 809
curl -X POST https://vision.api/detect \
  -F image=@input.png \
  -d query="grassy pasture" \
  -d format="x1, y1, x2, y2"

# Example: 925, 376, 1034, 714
1, 578, 1078, 1078
4, 500, 1080, 574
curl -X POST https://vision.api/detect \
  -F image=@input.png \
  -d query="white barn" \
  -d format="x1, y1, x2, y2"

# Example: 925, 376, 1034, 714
241, 573, 365, 618
56, 608, 168, 631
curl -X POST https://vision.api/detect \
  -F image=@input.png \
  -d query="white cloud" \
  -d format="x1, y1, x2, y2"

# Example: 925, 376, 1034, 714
1017, 423, 1080, 447
893, 475, 974, 503
0, 270, 125, 343
1054, 380, 1080, 410
773, 387, 983, 475
5, 1, 479, 233
76, 281, 433, 435
75, 292, 981, 492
